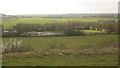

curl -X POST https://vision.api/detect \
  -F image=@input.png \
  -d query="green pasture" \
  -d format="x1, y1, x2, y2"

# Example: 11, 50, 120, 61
3, 54, 118, 66
3, 35, 118, 51
2, 35, 118, 66
2, 18, 116, 29
82, 30, 106, 34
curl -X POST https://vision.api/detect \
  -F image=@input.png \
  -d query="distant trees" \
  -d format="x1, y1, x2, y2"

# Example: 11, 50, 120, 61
63, 22, 85, 36
2, 21, 119, 37
8, 21, 85, 36
0, 25, 2, 37
84, 22, 118, 34
102, 22, 118, 34
118, 23, 120, 35
63, 30, 84, 36
13, 23, 40, 33
2, 32, 19, 37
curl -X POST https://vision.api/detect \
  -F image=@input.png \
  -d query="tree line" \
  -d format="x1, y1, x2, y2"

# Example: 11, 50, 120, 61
2, 21, 119, 37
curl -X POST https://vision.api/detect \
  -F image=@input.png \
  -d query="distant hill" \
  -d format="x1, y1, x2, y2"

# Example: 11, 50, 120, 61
1, 13, 118, 21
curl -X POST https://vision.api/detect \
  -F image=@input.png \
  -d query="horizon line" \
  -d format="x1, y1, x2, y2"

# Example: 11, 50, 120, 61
1, 12, 118, 16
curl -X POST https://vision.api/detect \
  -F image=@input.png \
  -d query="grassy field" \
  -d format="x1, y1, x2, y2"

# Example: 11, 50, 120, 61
81, 30, 106, 34
3, 54, 118, 66
2, 18, 116, 29
2, 35, 118, 50
2, 35, 118, 66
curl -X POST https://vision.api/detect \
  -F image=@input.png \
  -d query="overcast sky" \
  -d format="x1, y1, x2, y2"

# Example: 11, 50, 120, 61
0, 0, 119, 15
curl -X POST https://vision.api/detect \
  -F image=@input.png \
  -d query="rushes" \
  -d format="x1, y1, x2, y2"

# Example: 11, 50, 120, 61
3, 38, 23, 53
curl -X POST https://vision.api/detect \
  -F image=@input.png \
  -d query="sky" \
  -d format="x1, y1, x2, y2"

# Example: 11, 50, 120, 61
0, 0, 119, 15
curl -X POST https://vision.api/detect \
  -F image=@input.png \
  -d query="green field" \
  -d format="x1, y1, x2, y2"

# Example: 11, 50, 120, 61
3, 35, 118, 50
2, 18, 116, 29
2, 15, 118, 66
81, 30, 106, 34
3, 54, 118, 66
3, 35, 118, 66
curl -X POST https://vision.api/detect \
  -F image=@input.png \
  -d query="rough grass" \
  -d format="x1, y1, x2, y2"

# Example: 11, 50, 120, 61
2, 35, 118, 66
3, 54, 118, 66
3, 35, 118, 50
3, 43, 118, 66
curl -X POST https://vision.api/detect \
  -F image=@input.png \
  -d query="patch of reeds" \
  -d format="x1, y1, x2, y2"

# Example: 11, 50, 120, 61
3, 39, 23, 53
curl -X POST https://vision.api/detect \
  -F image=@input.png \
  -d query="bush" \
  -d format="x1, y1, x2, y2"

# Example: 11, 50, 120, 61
3, 38, 34, 53
3, 39, 23, 53
64, 30, 85, 36
2, 32, 20, 37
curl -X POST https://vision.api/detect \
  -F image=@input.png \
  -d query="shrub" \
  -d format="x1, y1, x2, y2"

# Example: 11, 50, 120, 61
3, 39, 23, 53
3, 38, 34, 53
64, 30, 85, 36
